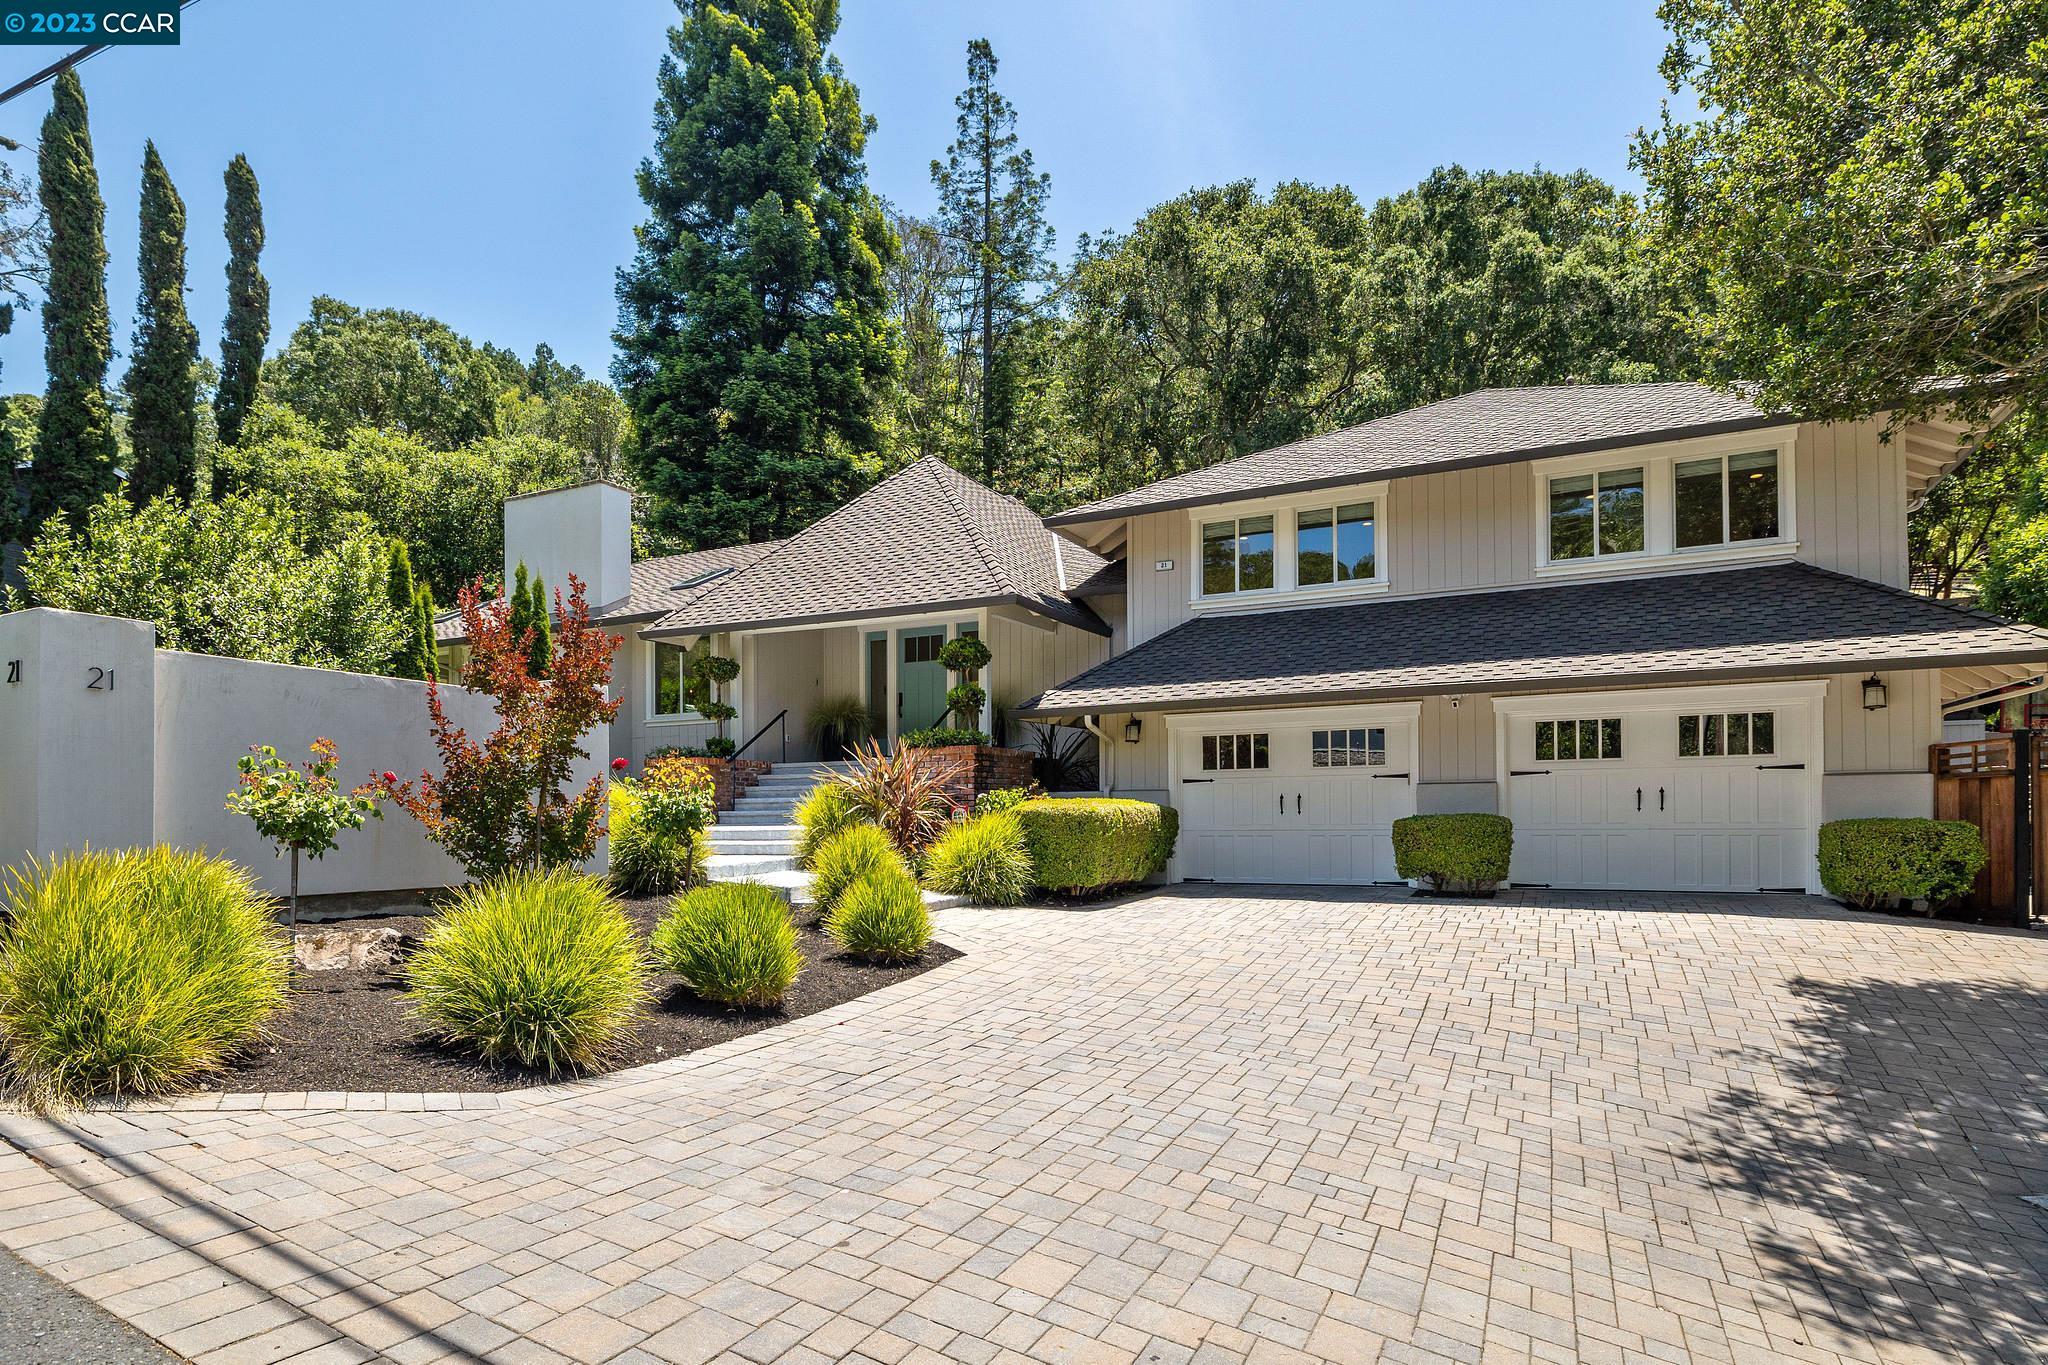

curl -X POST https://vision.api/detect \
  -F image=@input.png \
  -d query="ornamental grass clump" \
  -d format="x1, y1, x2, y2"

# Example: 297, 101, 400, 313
825, 870, 933, 963
404, 869, 647, 1075
793, 780, 866, 870
0, 848, 289, 1112
808, 824, 909, 917
652, 883, 801, 1007
921, 813, 1034, 905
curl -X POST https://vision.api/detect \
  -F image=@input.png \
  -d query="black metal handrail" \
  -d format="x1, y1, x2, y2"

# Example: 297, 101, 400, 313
733, 708, 788, 763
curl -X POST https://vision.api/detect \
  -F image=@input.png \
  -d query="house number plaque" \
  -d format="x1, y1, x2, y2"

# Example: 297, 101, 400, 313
4, 659, 17, 684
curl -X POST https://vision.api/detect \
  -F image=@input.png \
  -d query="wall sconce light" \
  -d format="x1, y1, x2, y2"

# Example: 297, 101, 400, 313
1123, 715, 1143, 744
1862, 674, 1888, 711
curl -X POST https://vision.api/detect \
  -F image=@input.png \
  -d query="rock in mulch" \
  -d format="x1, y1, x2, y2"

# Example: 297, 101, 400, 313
293, 925, 413, 972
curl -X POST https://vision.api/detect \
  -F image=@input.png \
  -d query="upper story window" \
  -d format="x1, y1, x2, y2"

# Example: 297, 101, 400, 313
1677, 451, 1779, 548
1297, 502, 1376, 585
1201, 515, 1275, 596
1547, 469, 1644, 562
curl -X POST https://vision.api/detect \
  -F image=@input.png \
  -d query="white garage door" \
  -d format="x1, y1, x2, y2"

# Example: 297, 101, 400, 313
1501, 684, 1823, 893
1172, 707, 1418, 884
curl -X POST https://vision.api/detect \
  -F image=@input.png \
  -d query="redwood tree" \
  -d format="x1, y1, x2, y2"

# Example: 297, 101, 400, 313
387, 574, 621, 879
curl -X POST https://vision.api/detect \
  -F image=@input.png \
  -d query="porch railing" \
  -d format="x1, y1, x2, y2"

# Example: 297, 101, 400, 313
734, 708, 788, 764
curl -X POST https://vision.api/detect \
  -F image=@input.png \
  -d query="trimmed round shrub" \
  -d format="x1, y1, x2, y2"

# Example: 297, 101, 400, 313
0, 847, 290, 1111
921, 814, 1034, 905
609, 780, 714, 897
1391, 814, 1514, 894
405, 869, 648, 1075
808, 824, 910, 916
793, 781, 866, 870
1011, 798, 1178, 894
652, 883, 801, 1007
826, 870, 933, 962
1818, 818, 1987, 910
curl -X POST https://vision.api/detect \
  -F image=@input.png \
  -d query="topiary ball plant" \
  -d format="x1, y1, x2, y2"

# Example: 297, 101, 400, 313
652, 883, 801, 1007
1391, 814, 1513, 895
825, 869, 933, 962
0, 848, 290, 1112
404, 869, 648, 1075
808, 824, 909, 916
921, 813, 1034, 905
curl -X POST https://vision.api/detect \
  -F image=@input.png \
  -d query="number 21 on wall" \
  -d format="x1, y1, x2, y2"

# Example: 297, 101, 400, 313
87, 666, 112, 691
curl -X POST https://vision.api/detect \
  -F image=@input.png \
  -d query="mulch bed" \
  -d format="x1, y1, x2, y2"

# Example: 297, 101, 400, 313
205, 896, 960, 1095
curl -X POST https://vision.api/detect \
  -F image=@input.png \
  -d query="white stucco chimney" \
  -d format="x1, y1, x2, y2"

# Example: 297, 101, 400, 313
502, 481, 634, 613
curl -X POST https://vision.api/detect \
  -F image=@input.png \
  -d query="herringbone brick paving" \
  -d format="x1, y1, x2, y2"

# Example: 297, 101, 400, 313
0, 887, 2043, 1364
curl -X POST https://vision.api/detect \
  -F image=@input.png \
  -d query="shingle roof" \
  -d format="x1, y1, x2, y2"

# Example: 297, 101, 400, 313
1046, 382, 1783, 527
1014, 563, 2048, 716
433, 540, 783, 644
648, 457, 1113, 637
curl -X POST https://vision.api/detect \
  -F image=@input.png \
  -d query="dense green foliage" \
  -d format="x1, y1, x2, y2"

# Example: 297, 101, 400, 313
930, 39, 1057, 490
0, 848, 289, 1111
793, 781, 866, 870
607, 761, 718, 897
213, 153, 268, 465
825, 869, 932, 962
899, 727, 991, 749
1817, 818, 1987, 911
384, 541, 439, 680
970, 786, 1034, 816
31, 72, 117, 530
124, 142, 200, 503
614, 0, 898, 547
1633, 0, 2044, 431
1010, 798, 1177, 893
808, 824, 909, 917
652, 883, 801, 1007
12, 491, 408, 671
404, 870, 648, 1075
920, 812, 1033, 905
1963, 419, 2048, 621
1390, 814, 1514, 894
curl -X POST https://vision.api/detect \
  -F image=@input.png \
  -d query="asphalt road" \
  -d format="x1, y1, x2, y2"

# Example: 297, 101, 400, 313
0, 1242, 179, 1363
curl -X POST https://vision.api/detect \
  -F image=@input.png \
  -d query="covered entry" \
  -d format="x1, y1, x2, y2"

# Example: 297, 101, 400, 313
1494, 682, 1825, 893
1166, 705, 1420, 883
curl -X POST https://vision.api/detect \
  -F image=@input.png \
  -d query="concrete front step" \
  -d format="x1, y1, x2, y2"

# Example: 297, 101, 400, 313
723, 807, 806, 826
717, 867, 966, 912
706, 853, 798, 879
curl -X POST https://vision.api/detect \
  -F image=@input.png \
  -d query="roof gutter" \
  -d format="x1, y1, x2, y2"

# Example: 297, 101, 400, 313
641, 592, 1113, 640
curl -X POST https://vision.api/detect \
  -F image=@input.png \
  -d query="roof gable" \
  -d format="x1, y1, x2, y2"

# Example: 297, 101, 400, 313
1048, 382, 1784, 527
650, 457, 1112, 636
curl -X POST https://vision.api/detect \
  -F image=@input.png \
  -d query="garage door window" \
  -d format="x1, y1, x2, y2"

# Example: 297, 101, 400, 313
1678, 711, 1775, 757
1312, 728, 1386, 767
1201, 733, 1269, 771
1535, 717, 1622, 761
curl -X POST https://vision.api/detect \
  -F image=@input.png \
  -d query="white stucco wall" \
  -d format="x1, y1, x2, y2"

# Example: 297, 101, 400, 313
503, 481, 634, 613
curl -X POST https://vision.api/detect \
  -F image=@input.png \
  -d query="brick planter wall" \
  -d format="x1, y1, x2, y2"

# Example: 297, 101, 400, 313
913, 745, 1034, 812
669, 756, 770, 812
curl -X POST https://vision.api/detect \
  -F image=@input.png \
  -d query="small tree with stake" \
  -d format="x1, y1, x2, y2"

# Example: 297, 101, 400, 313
385, 574, 621, 879
938, 637, 991, 735
693, 653, 741, 756
225, 738, 382, 929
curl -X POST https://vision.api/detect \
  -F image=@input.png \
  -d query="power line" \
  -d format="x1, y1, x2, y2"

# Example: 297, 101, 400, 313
0, 0, 202, 112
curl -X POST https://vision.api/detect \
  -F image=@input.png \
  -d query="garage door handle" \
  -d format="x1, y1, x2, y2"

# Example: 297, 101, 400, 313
1659, 787, 1666, 811
1636, 786, 1642, 811
1757, 762, 1805, 770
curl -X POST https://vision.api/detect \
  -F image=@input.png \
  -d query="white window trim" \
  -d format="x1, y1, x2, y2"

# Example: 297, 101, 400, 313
1187, 483, 1392, 613
1531, 429, 1799, 580
645, 635, 711, 726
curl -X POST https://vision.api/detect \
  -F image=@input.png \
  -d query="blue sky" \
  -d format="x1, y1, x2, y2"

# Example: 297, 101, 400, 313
0, 0, 1675, 394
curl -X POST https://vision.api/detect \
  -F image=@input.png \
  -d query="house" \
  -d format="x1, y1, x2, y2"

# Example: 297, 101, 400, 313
472, 382, 2048, 897
463, 457, 1120, 769
1015, 382, 2048, 895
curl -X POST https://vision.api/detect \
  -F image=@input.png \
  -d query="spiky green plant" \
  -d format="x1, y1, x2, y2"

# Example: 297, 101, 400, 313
404, 869, 647, 1075
0, 847, 289, 1111
921, 813, 1034, 905
807, 824, 908, 917
651, 883, 801, 1007
825, 869, 933, 963
793, 780, 867, 870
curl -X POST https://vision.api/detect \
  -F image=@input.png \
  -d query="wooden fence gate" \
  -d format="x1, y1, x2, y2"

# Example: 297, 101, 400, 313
1929, 733, 2038, 925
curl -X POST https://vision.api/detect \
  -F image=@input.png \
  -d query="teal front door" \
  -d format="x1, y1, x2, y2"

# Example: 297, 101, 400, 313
898, 627, 948, 736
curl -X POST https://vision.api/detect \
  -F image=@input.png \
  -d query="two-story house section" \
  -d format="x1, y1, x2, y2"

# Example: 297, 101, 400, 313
1019, 382, 2048, 895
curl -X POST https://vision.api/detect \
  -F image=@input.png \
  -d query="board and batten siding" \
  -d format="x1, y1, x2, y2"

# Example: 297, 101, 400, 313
1118, 418, 1908, 652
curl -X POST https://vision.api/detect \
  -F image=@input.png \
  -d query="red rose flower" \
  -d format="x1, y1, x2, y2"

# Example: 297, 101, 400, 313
611, 757, 629, 772
381, 771, 398, 785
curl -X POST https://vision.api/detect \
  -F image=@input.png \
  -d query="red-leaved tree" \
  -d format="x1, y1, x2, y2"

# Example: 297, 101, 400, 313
387, 574, 622, 880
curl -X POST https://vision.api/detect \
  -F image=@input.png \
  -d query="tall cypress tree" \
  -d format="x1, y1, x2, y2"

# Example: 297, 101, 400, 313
385, 540, 425, 677
124, 141, 199, 503
931, 39, 1054, 491
615, 0, 898, 547
212, 153, 267, 478
31, 72, 116, 529
525, 573, 551, 679
410, 583, 439, 684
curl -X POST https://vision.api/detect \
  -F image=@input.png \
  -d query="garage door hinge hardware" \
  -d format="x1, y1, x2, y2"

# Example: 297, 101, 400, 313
1756, 762, 1805, 770
1180, 777, 1214, 784
1510, 769, 1552, 776
1373, 772, 1410, 780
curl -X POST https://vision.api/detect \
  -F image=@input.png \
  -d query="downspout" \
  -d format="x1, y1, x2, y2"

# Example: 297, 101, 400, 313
1081, 714, 1114, 795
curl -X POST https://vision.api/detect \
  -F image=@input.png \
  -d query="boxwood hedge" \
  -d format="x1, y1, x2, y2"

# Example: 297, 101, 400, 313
1391, 814, 1513, 894
1011, 798, 1177, 894
1817, 818, 1986, 910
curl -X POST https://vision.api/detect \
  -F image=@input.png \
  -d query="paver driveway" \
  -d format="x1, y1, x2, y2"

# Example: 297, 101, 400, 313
1, 888, 2044, 1365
